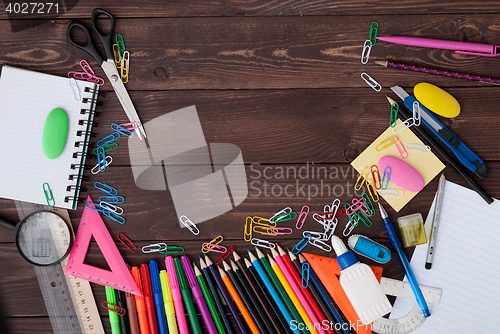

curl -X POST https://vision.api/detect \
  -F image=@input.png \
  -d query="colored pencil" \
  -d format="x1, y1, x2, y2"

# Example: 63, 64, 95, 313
219, 264, 261, 334
255, 248, 308, 334
205, 255, 248, 334
271, 247, 327, 334
298, 254, 351, 334
200, 257, 234, 334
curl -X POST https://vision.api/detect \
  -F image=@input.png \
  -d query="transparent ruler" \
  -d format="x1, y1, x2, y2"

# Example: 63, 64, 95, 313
15, 201, 104, 334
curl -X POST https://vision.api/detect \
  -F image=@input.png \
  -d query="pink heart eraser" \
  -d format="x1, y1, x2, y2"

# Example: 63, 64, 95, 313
378, 156, 424, 192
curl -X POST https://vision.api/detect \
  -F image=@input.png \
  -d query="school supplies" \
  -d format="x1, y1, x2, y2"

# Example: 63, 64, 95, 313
125, 287, 140, 334
115, 290, 131, 334
378, 156, 424, 192
174, 257, 203, 334
413, 83, 460, 118
140, 264, 159, 334
425, 174, 445, 269
361, 72, 382, 91
0, 65, 99, 209
67, 8, 146, 139
379, 203, 430, 318
131, 267, 150, 334
391, 85, 487, 179
148, 261, 168, 334
361, 22, 379, 64
165, 257, 189, 334
105, 287, 122, 334
159, 270, 178, 334
378, 35, 500, 57
348, 235, 391, 264
397, 213, 427, 248
391, 180, 500, 333
68, 59, 105, 86
375, 60, 500, 86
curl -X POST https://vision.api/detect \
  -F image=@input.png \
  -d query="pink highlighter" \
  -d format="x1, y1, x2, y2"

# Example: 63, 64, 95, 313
165, 256, 189, 334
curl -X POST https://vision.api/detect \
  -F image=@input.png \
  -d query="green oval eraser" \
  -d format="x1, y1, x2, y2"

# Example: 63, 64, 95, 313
42, 108, 69, 159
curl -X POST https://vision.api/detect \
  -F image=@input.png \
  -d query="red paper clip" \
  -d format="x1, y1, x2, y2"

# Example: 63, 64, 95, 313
215, 246, 235, 264
117, 232, 137, 252
102, 301, 126, 316
335, 208, 347, 219
371, 165, 382, 190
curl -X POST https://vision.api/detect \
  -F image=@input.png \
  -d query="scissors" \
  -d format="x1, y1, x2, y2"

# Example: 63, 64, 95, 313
67, 8, 146, 139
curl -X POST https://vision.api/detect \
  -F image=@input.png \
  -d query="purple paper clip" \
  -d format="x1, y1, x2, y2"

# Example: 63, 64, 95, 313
296, 205, 309, 229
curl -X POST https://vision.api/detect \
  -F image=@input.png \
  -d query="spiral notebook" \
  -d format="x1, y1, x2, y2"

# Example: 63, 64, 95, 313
0, 65, 99, 210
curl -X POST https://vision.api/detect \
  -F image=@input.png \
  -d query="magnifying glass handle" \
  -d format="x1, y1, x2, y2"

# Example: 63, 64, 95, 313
0, 217, 16, 231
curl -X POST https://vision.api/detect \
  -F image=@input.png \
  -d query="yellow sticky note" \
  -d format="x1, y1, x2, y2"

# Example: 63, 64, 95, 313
351, 120, 445, 212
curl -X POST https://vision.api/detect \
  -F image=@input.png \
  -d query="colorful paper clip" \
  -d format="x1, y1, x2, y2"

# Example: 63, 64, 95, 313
270, 212, 297, 223
201, 235, 224, 253
303, 231, 326, 240
381, 167, 391, 190
390, 102, 398, 128
111, 123, 133, 137
102, 301, 126, 316
379, 189, 404, 197
392, 117, 415, 133
301, 262, 310, 288
321, 199, 341, 222
96, 146, 107, 172
215, 246, 235, 265
371, 165, 382, 189
116, 34, 126, 58
392, 136, 408, 159
68, 60, 104, 86
179, 215, 200, 235
361, 72, 381, 92
361, 39, 372, 64
202, 243, 227, 254
322, 219, 337, 241
97, 132, 121, 147
69, 78, 81, 101
266, 227, 293, 235
120, 122, 142, 131
365, 178, 379, 202
361, 193, 375, 217
343, 220, 355, 236
412, 101, 421, 126
100, 201, 124, 215
244, 217, 253, 241
117, 233, 137, 252
292, 235, 312, 254
375, 136, 395, 151
104, 209, 126, 224
345, 199, 365, 216
356, 210, 373, 227
250, 238, 276, 250
93, 142, 118, 155
253, 225, 278, 236
335, 208, 347, 219
43, 182, 55, 207
252, 216, 276, 227
113, 43, 122, 66
92, 156, 113, 175
354, 166, 370, 191
309, 237, 332, 252
99, 195, 124, 204
296, 205, 309, 229
94, 181, 118, 196
270, 207, 292, 223
406, 143, 431, 153
120, 51, 130, 83
159, 245, 185, 254
142, 243, 168, 253
369, 22, 378, 46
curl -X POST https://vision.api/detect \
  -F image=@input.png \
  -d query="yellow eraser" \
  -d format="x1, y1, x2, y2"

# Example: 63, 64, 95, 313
414, 82, 460, 118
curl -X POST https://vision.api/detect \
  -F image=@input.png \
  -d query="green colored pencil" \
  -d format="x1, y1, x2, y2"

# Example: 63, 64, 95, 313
255, 247, 308, 334
193, 263, 227, 334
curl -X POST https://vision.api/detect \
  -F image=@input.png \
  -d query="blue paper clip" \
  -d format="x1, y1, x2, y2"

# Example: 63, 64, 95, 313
292, 235, 312, 254
99, 195, 124, 204
97, 132, 121, 147
94, 181, 118, 196
111, 123, 133, 137
85, 201, 106, 212
92, 155, 112, 174
96, 147, 106, 172
301, 262, 310, 288
381, 167, 391, 190
104, 209, 125, 224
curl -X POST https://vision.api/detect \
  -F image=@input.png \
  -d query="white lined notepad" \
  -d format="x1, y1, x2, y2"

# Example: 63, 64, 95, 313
0, 65, 98, 209
390, 180, 500, 333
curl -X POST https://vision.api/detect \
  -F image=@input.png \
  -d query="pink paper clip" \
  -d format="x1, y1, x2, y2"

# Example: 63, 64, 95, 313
117, 232, 137, 252
345, 198, 365, 215
68, 60, 105, 86
201, 243, 227, 254
371, 165, 382, 190
201, 235, 224, 253
101, 301, 126, 316
392, 136, 409, 159
215, 246, 235, 265
120, 122, 142, 131
68, 71, 92, 80
266, 227, 293, 235
296, 205, 309, 229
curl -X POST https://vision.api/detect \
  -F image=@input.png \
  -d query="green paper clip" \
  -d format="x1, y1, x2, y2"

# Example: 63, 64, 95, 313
43, 182, 55, 207
369, 22, 378, 46
269, 212, 298, 223
390, 102, 398, 128
115, 34, 126, 58
93, 142, 118, 155
159, 245, 185, 254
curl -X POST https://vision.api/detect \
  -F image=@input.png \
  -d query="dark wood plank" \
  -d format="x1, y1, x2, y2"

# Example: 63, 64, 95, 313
2, 15, 500, 90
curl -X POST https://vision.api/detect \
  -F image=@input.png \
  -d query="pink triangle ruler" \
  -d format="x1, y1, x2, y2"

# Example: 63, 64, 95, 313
64, 196, 142, 296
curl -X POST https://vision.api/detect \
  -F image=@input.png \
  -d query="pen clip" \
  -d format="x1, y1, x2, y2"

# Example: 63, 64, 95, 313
455, 49, 500, 57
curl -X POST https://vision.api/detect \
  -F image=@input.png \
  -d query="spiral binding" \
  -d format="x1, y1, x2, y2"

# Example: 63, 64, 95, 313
65, 83, 102, 205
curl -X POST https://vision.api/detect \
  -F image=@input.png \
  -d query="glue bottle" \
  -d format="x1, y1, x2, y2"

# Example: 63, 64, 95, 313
331, 235, 392, 324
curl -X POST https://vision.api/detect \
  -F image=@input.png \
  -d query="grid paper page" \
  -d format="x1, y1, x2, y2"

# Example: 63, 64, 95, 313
0, 66, 95, 209
390, 180, 500, 333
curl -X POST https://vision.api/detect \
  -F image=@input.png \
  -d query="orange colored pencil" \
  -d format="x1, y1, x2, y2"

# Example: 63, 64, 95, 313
218, 266, 261, 334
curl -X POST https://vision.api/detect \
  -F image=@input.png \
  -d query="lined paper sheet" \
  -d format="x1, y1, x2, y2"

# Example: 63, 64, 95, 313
390, 180, 500, 333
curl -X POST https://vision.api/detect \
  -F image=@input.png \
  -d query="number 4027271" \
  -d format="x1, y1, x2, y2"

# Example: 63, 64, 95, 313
5, 3, 59, 14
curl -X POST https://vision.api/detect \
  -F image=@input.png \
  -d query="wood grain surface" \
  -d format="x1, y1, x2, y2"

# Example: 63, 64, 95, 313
0, 2, 499, 333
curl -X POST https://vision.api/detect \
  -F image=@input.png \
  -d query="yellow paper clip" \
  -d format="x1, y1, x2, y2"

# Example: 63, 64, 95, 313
244, 216, 253, 241
366, 178, 379, 202
354, 166, 370, 191
376, 136, 395, 151
202, 235, 223, 253
252, 216, 276, 227
120, 51, 130, 83
113, 43, 122, 67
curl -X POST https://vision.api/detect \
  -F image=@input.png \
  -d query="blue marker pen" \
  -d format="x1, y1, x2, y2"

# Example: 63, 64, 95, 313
149, 260, 169, 334
379, 203, 431, 318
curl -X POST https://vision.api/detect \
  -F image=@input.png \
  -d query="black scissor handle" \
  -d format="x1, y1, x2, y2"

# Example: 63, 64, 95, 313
67, 19, 104, 66
91, 8, 115, 62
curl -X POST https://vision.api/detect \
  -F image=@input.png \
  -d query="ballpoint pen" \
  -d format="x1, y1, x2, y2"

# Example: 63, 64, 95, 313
116, 290, 131, 334
379, 203, 431, 318
149, 260, 169, 334
378, 36, 500, 57
159, 270, 179, 334
131, 266, 150, 334
105, 287, 122, 334
141, 264, 160, 334
181, 256, 218, 334
165, 256, 189, 334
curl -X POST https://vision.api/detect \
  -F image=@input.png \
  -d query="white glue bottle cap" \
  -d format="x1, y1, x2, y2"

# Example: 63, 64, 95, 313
331, 235, 358, 270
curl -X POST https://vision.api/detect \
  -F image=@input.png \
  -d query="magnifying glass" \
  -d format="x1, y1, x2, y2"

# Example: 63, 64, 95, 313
0, 211, 73, 266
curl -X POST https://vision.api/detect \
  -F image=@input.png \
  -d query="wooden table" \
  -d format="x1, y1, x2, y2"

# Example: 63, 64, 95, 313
1, 1, 499, 333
